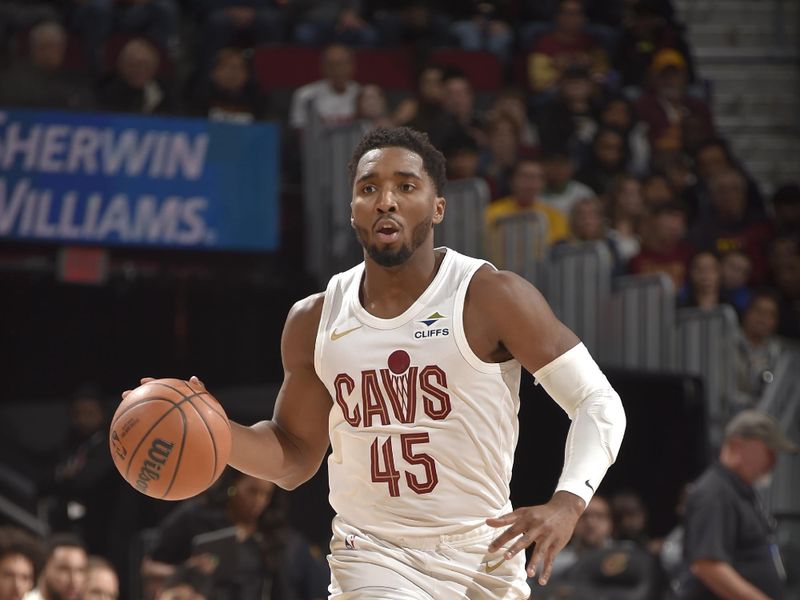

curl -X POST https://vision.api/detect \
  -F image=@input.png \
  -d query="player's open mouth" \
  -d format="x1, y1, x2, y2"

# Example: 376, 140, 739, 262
375, 220, 400, 243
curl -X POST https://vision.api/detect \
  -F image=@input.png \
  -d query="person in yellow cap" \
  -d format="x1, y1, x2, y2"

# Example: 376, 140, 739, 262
635, 48, 715, 156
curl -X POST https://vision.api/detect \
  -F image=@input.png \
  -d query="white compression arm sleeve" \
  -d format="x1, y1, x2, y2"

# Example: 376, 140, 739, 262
532, 343, 626, 506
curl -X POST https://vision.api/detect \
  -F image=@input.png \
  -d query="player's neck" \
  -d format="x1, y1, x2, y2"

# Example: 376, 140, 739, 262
360, 246, 443, 319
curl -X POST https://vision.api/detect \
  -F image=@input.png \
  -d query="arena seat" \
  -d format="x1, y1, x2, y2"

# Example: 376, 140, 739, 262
253, 44, 322, 90
354, 47, 414, 90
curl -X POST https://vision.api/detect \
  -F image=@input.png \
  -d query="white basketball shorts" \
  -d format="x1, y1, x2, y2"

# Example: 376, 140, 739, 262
327, 516, 531, 600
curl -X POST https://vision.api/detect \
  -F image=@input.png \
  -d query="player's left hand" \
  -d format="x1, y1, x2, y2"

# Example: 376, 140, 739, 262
486, 491, 585, 585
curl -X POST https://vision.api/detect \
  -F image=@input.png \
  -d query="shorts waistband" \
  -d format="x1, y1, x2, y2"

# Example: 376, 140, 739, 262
333, 515, 500, 551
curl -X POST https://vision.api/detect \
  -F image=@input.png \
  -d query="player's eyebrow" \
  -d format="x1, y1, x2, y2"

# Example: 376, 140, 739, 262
355, 170, 423, 184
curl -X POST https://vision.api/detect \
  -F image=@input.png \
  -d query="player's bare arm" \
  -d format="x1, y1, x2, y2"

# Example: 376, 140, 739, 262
466, 266, 626, 585
226, 292, 332, 490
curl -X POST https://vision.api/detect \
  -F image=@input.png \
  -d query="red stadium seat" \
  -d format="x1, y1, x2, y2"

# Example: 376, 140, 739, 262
253, 45, 322, 91
354, 48, 413, 90
429, 49, 503, 91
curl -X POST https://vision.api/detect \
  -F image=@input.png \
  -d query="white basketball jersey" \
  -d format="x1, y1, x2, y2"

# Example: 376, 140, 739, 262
314, 248, 522, 540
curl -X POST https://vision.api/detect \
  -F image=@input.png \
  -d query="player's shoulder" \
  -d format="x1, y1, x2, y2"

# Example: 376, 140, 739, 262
286, 292, 325, 333
467, 266, 547, 312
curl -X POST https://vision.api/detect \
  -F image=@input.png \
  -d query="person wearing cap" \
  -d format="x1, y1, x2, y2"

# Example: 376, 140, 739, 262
635, 48, 714, 155
677, 410, 798, 599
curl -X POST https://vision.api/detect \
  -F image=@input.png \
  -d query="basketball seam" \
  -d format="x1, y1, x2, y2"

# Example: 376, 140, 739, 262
160, 402, 188, 500
182, 381, 219, 488
191, 391, 228, 422
111, 397, 178, 432
123, 394, 199, 481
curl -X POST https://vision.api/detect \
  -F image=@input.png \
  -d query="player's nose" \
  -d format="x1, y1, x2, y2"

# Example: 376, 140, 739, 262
376, 188, 398, 212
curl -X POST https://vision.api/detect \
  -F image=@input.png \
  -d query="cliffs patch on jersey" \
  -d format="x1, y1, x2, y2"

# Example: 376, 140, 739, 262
415, 312, 449, 339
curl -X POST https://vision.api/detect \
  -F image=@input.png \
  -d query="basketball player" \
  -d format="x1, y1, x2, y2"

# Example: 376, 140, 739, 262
132, 127, 626, 599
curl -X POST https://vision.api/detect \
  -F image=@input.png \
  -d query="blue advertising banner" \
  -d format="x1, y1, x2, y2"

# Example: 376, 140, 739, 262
0, 109, 280, 251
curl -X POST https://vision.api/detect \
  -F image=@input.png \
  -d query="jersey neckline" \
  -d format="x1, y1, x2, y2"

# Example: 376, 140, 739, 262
348, 247, 454, 330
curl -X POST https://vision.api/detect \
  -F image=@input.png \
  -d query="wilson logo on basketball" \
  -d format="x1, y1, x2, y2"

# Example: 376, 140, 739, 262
135, 438, 174, 493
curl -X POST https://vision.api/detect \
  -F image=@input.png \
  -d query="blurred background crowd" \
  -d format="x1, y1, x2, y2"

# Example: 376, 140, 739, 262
0, 0, 798, 598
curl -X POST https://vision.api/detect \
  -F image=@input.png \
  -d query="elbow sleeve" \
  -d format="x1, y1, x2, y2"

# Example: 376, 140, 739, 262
533, 343, 626, 506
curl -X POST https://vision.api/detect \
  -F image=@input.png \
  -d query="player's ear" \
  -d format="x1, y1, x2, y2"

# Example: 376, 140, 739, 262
432, 196, 445, 225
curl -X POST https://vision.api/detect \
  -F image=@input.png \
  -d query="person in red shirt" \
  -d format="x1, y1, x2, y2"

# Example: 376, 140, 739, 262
528, 0, 609, 93
629, 202, 695, 290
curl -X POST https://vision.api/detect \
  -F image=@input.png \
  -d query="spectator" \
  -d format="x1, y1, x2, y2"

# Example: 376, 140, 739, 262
438, 68, 484, 146
203, 0, 286, 62
70, 0, 179, 71
611, 490, 652, 548
487, 88, 539, 150
607, 174, 645, 264
485, 158, 569, 264
629, 202, 694, 290
734, 291, 784, 411
185, 48, 268, 122
0, 21, 94, 109
636, 49, 714, 155
641, 172, 675, 211
527, 0, 609, 93
23, 534, 87, 600
773, 251, 800, 339
478, 112, 522, 199
97, 37, 174, 114
529, 495, 614, 588
772, 183, 800, 239
678, 251, 723, 310
720, 249, 754, 315
561, 197, 624, 274
40, 386, 119, 559
355, 83, 392, 129
690, 169, 772, 284
448, 1, 513, 64
0, 528, 43, 600
0, 2, 60, 58
291, 0, 376, 47
442, 132, 481, 181
614, 1, 693, 88
142, 469, 327, 600
540, 149, 595, 217
82, 557, 118, 600
289, 44, 360, 129
685, 138, 765, 224
678, 410, 797, 600
576, 127, 629, 195
369, 1, 452, 50
392, 64, 446, 133
536, 66, 599, 160
597, 95, 650, 176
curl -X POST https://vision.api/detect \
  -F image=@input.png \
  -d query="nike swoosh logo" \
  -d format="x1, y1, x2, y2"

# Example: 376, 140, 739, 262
585, 479, 595, 492
484, 557, 506, 573
331, 326, 362, 341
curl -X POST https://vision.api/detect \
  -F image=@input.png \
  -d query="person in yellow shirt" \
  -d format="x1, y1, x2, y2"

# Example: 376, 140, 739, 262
485, 158, 569, 267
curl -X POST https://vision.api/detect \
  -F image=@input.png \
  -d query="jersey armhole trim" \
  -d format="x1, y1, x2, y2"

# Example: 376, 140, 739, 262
453, 261, 519, 374
313, 275, 338, 379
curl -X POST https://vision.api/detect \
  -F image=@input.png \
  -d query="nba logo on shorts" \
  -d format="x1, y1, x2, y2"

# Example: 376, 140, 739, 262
345, 534, 357, 550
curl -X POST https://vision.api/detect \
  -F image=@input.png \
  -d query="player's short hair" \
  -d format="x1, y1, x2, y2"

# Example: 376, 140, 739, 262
348, 127, 447, 196
0, 527, 45, 579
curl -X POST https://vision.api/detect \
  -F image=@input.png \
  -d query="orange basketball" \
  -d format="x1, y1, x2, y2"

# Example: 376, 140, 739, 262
109, 378, 231, 500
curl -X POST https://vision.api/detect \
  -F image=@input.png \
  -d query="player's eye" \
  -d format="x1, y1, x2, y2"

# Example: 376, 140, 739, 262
362, 184, 377, 194
400, 183, 416, 193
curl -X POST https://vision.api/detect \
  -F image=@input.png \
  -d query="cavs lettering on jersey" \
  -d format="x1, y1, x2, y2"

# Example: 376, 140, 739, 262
314, 248, 522, 540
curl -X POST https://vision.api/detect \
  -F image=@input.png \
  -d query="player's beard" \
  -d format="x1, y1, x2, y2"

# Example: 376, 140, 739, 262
356, 216, 432, 267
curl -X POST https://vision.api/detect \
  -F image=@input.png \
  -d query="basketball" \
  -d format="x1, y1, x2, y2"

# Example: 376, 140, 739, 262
109, 378, 231, 501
